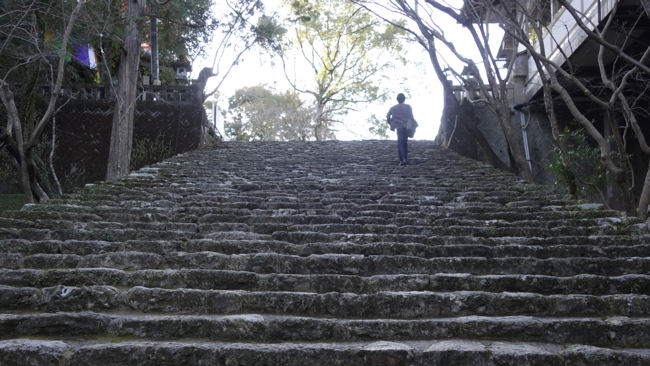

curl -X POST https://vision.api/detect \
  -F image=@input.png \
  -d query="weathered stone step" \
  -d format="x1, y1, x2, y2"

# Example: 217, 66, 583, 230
32, 195, 182, 208
4, 227, 202, 242
94, 212, 192, 224
427, 209, 627, 225
49, 193, 600, 216
430, 217, 638, 230
335, 232, 649, 246
2, 269, 649, 295
199, 213, 347, 225
1, 312, 648, 347
0, 218, 197, 234
177, 187, 562, 201
46, 194, 174, 205
167, 204, 623, 223
3, 238, 649, 259
1, 140, 648, 362
2, 252, 649, 276
22, 205, 178, 223
0, 210, 103, 223
1, 339, 648, 366
451, 208, 627, 220
267, 223, 628, 239
2, 285, 648, 318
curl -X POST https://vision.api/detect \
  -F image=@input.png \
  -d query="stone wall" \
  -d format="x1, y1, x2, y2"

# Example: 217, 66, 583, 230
436, 96, 556, 184
53, 100, 204, 189
512, 106, 556, 184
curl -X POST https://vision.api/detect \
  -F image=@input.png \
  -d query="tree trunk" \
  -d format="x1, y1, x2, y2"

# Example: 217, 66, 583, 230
0, 85, 33, 202
106, 0, 145, 181
605, 110, 637, 215
314, 102, 325, 141
638, 161, 650, 220
615, 171, 637, 216
18, 141, 32, 203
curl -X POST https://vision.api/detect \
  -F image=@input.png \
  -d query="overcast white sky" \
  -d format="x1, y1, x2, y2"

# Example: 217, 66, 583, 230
192, 0, 480, 141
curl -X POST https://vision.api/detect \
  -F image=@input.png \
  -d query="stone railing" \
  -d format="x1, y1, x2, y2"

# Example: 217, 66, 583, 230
39, 83, 199, 104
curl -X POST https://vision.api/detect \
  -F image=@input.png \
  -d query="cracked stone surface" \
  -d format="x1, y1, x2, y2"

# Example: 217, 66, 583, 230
1, 140, 649, 364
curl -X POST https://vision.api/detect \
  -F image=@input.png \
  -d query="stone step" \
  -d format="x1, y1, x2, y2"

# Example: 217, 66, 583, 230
2, 285, 649, 318
330, 233, 649, 246
0, 218, 198, 234
1, 140, 648, 363
265, 223, 626, 238
2, 252, 649, 276
1, 339, 648, 366
17, 228, 645, 249
1, 312, 648, 347
0, 210, 104, 223
3, 227, 202, 242
2, 239, 649, 259
146, 204, 623, 221
44, 190, 592, 211
2, 269, 649, 295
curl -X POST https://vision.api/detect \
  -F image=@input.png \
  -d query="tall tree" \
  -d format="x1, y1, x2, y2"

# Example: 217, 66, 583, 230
204, 1, 286, 101
105, 0, 146, 181
150, 0, 218, 64
226, 85, 314, 141
280, 0, 407, 140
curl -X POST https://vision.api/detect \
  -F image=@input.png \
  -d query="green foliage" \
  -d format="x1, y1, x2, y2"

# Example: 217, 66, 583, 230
252, 15, 287, 53
1, 1, 76, 82
151, 0, 217, 62
1, 0, 218, 84
527, 24, 539, 43
185, 1, 285, 101
367, 114, 390, 139
130, 134, 173, 170
206, 1, 285, 68
74, 0, 219, 79
226, 85, 314, 141
283, 0, 408, 140
547, 127, 607, 199
158, 68, 175, 85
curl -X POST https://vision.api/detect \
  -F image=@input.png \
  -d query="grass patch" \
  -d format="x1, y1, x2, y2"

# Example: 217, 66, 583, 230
0, 194, 26, 212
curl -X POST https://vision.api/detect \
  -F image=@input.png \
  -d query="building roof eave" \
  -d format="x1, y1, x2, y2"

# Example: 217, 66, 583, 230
461, 0, 518, 24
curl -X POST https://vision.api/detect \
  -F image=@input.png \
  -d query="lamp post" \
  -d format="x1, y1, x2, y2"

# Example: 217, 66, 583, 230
150, 16, 160, 85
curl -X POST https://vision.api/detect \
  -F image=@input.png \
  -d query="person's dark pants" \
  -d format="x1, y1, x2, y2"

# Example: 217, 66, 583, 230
397, 128, 408, 162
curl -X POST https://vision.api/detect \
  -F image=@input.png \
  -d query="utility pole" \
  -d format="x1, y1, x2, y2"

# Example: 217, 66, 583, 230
151, 16, 160, 85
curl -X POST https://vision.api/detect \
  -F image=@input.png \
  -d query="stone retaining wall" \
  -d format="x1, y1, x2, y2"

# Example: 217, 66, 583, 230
53, 100, 204, 189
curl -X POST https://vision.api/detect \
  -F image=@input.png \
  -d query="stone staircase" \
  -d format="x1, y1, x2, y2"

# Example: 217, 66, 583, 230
1, 140, 649, 365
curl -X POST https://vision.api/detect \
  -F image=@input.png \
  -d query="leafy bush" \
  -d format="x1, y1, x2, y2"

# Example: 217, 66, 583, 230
547, 127, 607, 199
130, 134, 172, 170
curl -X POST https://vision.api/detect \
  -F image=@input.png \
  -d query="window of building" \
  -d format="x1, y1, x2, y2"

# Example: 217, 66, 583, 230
527, 0, 563, 42
530, 0, 563, 26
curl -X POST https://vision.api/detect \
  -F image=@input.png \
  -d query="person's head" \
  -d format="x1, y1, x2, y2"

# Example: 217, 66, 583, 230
397, 93, 406, 103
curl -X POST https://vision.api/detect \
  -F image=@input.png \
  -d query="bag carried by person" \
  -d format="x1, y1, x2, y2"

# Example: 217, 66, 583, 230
406, 117, 418, 138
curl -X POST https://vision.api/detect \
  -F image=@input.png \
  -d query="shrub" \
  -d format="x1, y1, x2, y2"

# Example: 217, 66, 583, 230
547, 127, 607, 200
130, 134, 173, 170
